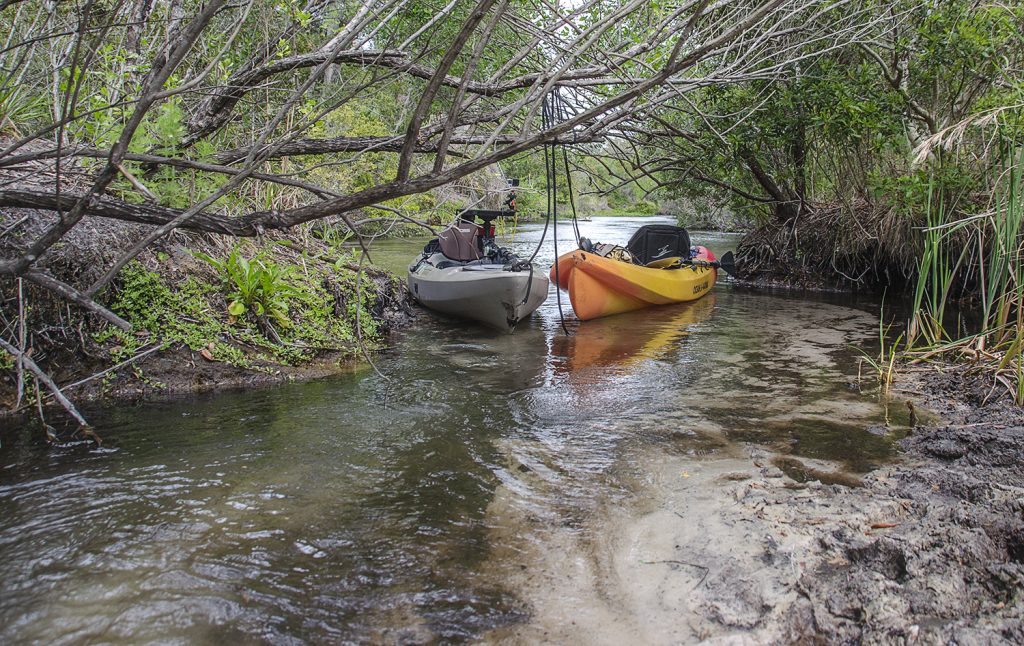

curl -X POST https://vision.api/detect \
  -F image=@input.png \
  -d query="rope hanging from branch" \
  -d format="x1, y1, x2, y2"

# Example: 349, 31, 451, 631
543, 88, 582, 336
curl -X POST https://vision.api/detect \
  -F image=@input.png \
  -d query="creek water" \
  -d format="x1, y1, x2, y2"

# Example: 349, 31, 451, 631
0, 217, 912, 643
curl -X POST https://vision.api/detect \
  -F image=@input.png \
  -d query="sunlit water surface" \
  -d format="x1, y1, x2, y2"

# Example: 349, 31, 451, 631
0, 217, 908, 643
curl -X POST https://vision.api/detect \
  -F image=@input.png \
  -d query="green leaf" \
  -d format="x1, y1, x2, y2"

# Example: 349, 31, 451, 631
190, 250, 222, 270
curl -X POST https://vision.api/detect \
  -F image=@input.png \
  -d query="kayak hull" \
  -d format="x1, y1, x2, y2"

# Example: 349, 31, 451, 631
550, 246, 717, 321
409, 255, 549, 332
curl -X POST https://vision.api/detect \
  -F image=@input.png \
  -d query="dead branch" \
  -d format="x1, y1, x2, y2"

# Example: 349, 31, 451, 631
0, 0, 893, 416
0, 336, 91, 428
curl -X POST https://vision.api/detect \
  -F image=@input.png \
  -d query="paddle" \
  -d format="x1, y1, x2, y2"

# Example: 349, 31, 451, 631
711, 251, 738, 276
645, 251, 738, 277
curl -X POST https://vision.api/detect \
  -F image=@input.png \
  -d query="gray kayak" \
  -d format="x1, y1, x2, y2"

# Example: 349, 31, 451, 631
408, 252, 549, 332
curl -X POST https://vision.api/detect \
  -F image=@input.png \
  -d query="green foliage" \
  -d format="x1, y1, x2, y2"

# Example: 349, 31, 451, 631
868, 165, 980, 219
101, 262, 253, 365
193, 247, 300, 328
655, 0, 1024, 229
102, 255, 381, 372
624, 200, 658, 216
147, 100, 186, 153
0, 82, 48, 136
311, 222, 351, 248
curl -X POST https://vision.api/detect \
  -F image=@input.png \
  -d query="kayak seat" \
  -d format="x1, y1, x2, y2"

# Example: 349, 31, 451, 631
439, 221, 484, 261
626, 225, 691, 265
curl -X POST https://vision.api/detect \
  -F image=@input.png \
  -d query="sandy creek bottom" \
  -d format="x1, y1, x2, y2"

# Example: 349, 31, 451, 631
481, 448, 902, 644
473, 298, 917, 643
0, 225, 924, 644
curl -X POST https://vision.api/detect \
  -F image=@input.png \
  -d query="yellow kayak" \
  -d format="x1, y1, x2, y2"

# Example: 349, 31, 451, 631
550, 246, 718, 321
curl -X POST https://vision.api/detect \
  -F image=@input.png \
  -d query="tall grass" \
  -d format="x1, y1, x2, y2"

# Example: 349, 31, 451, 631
908, 174, 951, 346
984, 147, 1024, 334
988, 147, 1024, 402
907, 140, 1024, 403
853, 306, 903, 396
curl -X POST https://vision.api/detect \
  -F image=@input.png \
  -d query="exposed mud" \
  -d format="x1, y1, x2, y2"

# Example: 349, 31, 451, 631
485, 368, 1024, 644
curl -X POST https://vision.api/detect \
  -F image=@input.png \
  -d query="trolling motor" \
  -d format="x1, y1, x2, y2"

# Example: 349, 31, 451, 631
458, 209, 504, 241
457, 178, 520, 255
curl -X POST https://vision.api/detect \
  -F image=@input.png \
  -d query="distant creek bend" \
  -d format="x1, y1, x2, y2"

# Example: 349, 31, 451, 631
0, 216, 915, 643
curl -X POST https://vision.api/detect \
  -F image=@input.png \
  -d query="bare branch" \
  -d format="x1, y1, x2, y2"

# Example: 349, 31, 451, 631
0, 335, 91, 428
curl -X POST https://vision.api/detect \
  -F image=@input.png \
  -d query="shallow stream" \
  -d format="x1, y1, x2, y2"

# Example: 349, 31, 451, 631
0, 217, 913, 643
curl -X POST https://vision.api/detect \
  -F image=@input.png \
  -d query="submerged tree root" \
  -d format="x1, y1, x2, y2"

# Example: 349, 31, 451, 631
0, 336, 93, 437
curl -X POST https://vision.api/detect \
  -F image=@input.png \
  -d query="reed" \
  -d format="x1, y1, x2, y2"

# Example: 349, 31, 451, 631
905, 136, 1024, 403
854, 303, 903, 394
907, 174, 949, 347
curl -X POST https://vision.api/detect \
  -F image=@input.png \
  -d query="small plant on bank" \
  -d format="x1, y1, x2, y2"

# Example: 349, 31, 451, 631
98, 262, 252, 366
96, 253, 383, 379
853, 311, 903, 394
193, 247, 300, 333
311, 222, 353, 250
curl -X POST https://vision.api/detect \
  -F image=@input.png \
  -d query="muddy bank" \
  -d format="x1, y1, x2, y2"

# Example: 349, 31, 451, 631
2, 174, 417, 417
484, 368, 1024, 643
0, 259, 415, 417
69, 264, 417, 404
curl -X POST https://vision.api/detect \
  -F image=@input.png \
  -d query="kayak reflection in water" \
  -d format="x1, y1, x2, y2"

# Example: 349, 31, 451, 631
552, 293, 717, 379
